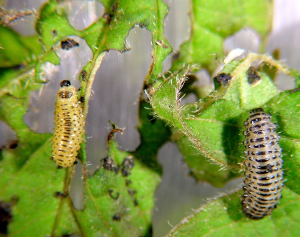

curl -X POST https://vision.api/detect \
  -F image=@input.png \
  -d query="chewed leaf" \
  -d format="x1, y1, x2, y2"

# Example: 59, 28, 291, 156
152, 54, 294, 186
172, 0, 273, 70
0, 138, 73, 236
166, 188, 300, 237
0, 0, 172, 234
0, 26, 42, 68
73, 140, 160, 236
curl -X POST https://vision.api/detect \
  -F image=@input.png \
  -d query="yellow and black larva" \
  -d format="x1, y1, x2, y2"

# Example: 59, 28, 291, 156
52, 80, 85, 168
242, 108, 283, 219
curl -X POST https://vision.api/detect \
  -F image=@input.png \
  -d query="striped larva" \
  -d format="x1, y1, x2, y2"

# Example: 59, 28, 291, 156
52, 80, 85, 168
242, 108, 283, 219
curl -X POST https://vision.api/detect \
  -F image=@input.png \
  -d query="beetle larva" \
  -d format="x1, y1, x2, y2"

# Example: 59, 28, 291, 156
52, 80, 85, 168
242, 108, 283, 219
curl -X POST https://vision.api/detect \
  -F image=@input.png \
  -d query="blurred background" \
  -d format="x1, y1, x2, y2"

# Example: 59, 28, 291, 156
0, 0, 298, 236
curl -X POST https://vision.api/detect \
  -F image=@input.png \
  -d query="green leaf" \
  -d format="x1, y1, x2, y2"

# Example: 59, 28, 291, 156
0, 95, 73, 236
0, 140, 75, 236
74, 140, 160, 236
177, 135, 240, 188
134, 101, 172, 172
0, 26, 42, 68
71, 101, 170, 236
36, 0, 171, 84
0, 95, 51, 171
0, 0, 173, 234
172, 0, 272, 71
265, 91, 300, 139
0, 25, 45, 99
3, 0, 298, 236
166, 188, 300, 237
0, 67, 41, 99
153, 52, 300, 234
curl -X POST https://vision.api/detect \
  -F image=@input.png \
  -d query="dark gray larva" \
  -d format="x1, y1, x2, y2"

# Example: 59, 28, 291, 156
242, 108, 283, 219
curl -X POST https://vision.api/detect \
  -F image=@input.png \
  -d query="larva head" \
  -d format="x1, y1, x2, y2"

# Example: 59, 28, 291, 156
57, 80, 77, 101
60, 80, 71, 87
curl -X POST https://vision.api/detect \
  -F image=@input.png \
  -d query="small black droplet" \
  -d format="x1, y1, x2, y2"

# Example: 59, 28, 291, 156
61, 38, 79, 50
112, 213, 121, 221
80, 70, 87, 81
0, 197, 18, 234
214, 72, 232, 85
55, 192, 66, 198
247, 66, 261, 85
100, 156, 114, 170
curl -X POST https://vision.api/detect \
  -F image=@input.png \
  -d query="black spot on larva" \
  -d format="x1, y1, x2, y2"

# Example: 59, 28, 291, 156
80, 70, 87, 81
108, 189, 120, 200
247, 66, 261, 85
242, 108, 283, 219
214, 72, 232, 85
112, 213, 121, 221
55, 192, 66, 199
52, 29, 57, 37
133, 199, 138, 206
61, 38, 79, 50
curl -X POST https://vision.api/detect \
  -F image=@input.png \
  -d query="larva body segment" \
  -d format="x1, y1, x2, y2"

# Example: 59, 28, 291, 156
242, 108, 283, 219
52, 80, 85, 168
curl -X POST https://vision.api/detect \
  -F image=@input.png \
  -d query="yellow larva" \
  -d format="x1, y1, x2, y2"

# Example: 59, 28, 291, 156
242, 108, 283, 219
52, 80, 85, 168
